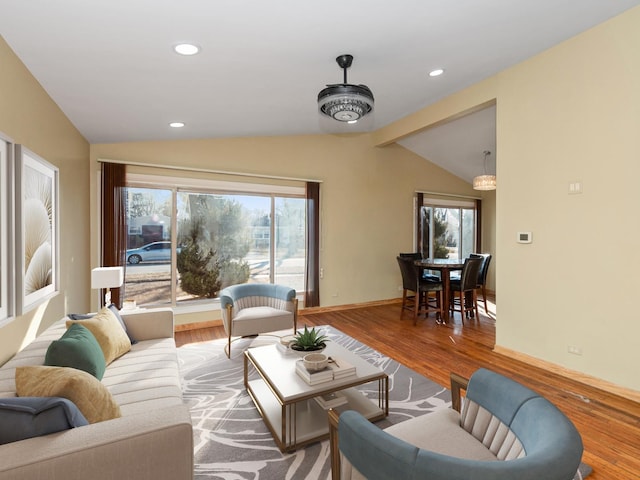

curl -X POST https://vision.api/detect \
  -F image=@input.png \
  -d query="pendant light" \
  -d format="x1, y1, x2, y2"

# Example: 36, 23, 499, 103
473, 150, 496, 191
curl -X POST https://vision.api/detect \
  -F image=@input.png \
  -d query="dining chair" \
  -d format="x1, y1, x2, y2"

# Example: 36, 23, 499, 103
449, 256, 483, 322
399, 252, 440, 282
471, 253, 492, 312
450, 253, 492, 313
396, 256, 443, 324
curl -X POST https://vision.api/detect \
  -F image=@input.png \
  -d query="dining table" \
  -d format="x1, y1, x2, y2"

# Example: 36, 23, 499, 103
414, 257, 465, 322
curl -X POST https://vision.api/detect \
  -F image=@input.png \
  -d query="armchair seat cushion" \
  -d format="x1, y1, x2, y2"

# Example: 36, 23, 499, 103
232, 306, 294, 337
384, 408, 498, 462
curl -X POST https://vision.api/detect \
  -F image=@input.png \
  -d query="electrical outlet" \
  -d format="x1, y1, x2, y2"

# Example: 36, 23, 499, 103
397, 285, 403, 291
567, 345, 583, 355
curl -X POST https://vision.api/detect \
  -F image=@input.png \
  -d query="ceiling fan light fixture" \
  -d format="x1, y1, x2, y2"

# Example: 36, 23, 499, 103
318, 54, 374, 123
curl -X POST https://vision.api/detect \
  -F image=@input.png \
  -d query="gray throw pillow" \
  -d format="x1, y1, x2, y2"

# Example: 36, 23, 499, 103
0, 397, 89, 445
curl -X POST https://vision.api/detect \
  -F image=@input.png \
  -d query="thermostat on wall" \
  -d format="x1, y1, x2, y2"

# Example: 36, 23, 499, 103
517, 232, 532, 244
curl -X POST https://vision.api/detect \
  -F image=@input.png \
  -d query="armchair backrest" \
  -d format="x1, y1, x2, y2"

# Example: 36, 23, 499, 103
219, 283, 296, 309
462, 368, 583, 478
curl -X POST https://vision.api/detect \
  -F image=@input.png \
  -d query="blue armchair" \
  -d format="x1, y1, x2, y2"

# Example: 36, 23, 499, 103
219, 283, 297, 358
329, 368, 583, 480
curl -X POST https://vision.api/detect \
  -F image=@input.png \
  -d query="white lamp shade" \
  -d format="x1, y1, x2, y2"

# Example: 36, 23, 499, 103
91, 267, 124, 289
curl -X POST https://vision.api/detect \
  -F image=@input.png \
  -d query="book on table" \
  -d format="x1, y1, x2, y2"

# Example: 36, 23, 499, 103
314, 391, 348, 410
295, 360, 333, 385
327, 357, 356, 379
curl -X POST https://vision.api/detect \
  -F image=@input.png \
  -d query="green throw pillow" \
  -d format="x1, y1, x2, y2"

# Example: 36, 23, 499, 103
45, 323, 107, 380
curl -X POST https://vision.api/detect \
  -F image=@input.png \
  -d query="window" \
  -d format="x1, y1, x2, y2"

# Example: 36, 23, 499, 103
419, 198, 476, 260
123, 174, 306, 309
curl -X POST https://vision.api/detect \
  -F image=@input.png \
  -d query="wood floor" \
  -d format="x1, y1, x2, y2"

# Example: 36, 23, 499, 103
175, 298, 640, 479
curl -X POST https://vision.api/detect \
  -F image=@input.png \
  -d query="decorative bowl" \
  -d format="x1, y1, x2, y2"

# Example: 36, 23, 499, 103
302, 353, 329, 371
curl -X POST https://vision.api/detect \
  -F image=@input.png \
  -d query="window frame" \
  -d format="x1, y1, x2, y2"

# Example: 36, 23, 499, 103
418, 196, 478, 261
124, 173, 306, 312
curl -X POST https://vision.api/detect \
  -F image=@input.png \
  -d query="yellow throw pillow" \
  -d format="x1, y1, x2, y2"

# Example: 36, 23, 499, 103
66, 306, 131, 364
15, 366, 121, 424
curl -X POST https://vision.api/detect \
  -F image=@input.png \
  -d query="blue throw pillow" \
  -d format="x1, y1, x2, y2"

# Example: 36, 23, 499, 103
67, 304, 137, 344
45, 323, 107, 379
0, 397, 89, 445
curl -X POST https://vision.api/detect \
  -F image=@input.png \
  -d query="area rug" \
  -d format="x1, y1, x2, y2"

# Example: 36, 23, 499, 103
177, 326, 591, 479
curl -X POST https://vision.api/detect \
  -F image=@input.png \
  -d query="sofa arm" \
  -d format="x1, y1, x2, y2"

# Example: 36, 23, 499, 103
121, 307, 175, 340
0, 404, 193, 480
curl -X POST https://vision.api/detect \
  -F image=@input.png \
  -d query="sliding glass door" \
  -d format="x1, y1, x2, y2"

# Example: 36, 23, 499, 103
123, 182, 306, 308
420, 201, 476, 260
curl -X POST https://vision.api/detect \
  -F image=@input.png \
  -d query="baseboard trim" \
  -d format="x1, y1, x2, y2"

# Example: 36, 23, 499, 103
493, 345, 640, 403
300, 298, 401, 315
173, 299, 401, 331
175, 319, 221, 332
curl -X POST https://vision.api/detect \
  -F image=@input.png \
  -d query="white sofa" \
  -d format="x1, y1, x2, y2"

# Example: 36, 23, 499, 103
0, 308, 193, 480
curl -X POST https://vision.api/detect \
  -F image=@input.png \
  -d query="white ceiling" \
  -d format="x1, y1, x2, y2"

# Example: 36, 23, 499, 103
1, 1, 638, 183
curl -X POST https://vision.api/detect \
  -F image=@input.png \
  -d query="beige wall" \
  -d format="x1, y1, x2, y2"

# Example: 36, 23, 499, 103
376, 6, 640, 391
0, 37, 90, 364
497, 7, 640, 391
90, 136, 476, 326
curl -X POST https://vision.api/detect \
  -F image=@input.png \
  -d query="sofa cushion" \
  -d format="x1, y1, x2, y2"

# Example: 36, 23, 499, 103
68, 305, 137, 344
0, 396, 89, 445
102, 337, 184, 416
45, 323, 107, 380
15, 366, 121, 424
66, 306, 131, 364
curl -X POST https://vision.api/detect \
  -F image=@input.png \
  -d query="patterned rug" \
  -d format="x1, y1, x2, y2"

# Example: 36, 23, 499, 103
177, 326, 591, 479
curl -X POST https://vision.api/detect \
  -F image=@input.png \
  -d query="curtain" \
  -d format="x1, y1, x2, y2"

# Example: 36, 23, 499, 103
101, 162, 127, 308
304, 182, 320, 307
416, 192, 424, 255
475, 198, 482, 252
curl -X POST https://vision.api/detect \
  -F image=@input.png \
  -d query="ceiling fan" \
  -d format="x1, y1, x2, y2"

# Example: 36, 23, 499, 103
317, 54, 374, 123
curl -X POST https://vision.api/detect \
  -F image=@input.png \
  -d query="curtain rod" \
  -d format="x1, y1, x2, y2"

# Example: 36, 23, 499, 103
416, 190, 482, 200
97, 158, 323, 184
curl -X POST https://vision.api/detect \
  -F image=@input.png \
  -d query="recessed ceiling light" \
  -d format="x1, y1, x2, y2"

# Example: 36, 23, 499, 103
174, 44, 200, 56
169, 122, 185, 128
429, 68, 444, 77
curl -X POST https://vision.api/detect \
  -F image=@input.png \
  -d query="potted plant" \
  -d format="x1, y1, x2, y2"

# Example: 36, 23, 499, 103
290, 325, 328, 353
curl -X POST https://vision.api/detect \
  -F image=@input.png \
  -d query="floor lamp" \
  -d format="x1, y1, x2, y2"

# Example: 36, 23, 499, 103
91, 266, 124, 307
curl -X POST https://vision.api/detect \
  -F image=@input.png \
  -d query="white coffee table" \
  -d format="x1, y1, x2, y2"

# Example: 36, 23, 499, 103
244, 341, 389, 452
